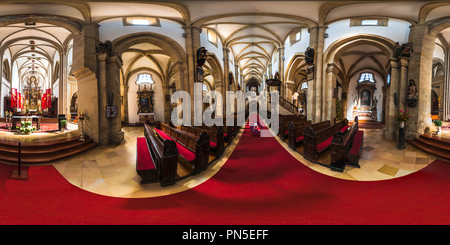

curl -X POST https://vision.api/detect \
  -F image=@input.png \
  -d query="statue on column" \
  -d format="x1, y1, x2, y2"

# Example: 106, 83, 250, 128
305, 47, 315, 65
96, 41, 112, 54
407, 79, 418, 99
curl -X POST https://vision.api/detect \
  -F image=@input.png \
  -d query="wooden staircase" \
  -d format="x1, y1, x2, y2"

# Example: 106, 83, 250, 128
406, 134, 450, 161
0, 135, 98, 165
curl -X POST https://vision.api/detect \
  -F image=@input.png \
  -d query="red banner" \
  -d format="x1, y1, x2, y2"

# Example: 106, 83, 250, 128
18, 93, 22, 109
46, 89, 51, 108
11, 88, 17, 108
42, 93, 47, 110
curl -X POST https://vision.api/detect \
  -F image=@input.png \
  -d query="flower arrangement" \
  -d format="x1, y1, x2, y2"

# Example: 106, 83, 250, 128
17, 121, 36, 134
433, 119, 442, 127
393, 109, 411, 123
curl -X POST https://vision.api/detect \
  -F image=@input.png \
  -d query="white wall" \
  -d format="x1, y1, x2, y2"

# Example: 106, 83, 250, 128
284, 28, 310, 72
98, 18, 186, 52
127, 71, 165, 124
433, 43, 445, 62
346, 70, 384, 122
200, 28, 224, 73
324, 18, 411, 52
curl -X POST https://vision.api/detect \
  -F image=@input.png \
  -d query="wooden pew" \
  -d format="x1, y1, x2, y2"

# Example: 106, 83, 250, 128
136, 124, 178, 186
303, 118, 349, 162
330, 116, 361, 171
279, 115, 305, 140
178, 124, 225, 157
288, 120, 330, 150
347, 130, 364, 168
154, 121, 210, 175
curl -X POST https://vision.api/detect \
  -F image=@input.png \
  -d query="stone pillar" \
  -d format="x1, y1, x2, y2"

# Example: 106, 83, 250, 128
406, 24, 435, 138
72, 23, 99, 143
324, 63, 339, 123
97, 53, 124, 145
444, 49, 450, 121
285, 82, 295, 103
307, 26, 326, 123
384, 59, 399, 140
122, 84, 129, 123
215, 81, 223, 116
278, 47, 285, 98
59, 51, 69, 116
341, 81, 348, 121
223, 48, 230, 107
163, 83, 170, 123
73, 68, 99, 143
398, 57, 409, 113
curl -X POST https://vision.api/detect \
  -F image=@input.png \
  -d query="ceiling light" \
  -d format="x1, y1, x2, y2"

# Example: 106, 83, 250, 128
361, 20, 378, 26
132, 19, 149, 25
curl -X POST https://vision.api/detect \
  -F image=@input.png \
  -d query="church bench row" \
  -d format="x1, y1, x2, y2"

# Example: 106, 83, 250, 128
279, 116, 311, 141
303, 118, 349, 162
288, 120, 331, 150
154, 122, 211, 175
136, 124, 178, 186
177, 124, 225, 157
330, 116, 363, 172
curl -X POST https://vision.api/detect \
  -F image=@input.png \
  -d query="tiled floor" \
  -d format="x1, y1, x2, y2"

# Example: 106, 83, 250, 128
3, 120, 447, 198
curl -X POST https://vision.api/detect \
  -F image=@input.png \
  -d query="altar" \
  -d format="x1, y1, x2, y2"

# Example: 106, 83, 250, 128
12, 116, 41, 130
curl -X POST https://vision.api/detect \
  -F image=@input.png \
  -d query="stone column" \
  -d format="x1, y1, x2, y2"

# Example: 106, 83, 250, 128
73, 68, 99, 143
444, 49, 450, 121
223, 48, 230, 107
278, 46, 285, 98
163, 83, 170, 123
214, 81, 223, 116
122, 84, 129, 123
72, 23, 99, 143
398, 57, 409, 113
406, 24, 435, 138
341, 82, 349, 121
96, 53, 124, 145
384, 59, 399, 140
307, 26, 326, 123
59, 50, 69, 116
324, 63, 339, 123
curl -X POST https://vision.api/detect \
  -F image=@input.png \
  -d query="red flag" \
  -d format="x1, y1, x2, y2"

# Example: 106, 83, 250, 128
46, 89, 51, 108
42, 93, 47, 110
18, 93, 22, 109
11, 88, 17, 107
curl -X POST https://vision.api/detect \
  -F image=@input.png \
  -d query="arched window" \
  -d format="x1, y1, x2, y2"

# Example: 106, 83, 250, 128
300, 81, 308, 90
203, 83, 208, 91
358, 72, 375, 83
136, 73, 154, 84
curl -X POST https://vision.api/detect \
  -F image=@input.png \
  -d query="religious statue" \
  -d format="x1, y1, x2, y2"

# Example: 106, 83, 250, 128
229, 72, 234, 85
96, 41, 112, 54
196, 47, 207, 67
407, 79, 418, 99
395, 42, 413, 58
305, 47, 315, 65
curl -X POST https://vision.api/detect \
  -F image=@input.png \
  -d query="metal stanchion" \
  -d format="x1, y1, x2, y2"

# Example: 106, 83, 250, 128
11, 142, 28, 180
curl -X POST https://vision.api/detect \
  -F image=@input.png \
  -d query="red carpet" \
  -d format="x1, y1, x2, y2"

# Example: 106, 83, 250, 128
1, 115, 450, 225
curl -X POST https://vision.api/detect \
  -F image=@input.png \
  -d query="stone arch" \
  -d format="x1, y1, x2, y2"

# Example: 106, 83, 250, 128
112, 32, 188, 90
324, 34, 396, 64
205, 52, 224, 89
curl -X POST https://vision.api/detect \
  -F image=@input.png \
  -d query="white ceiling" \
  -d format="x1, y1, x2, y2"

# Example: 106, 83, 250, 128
3, 1, 450, 85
